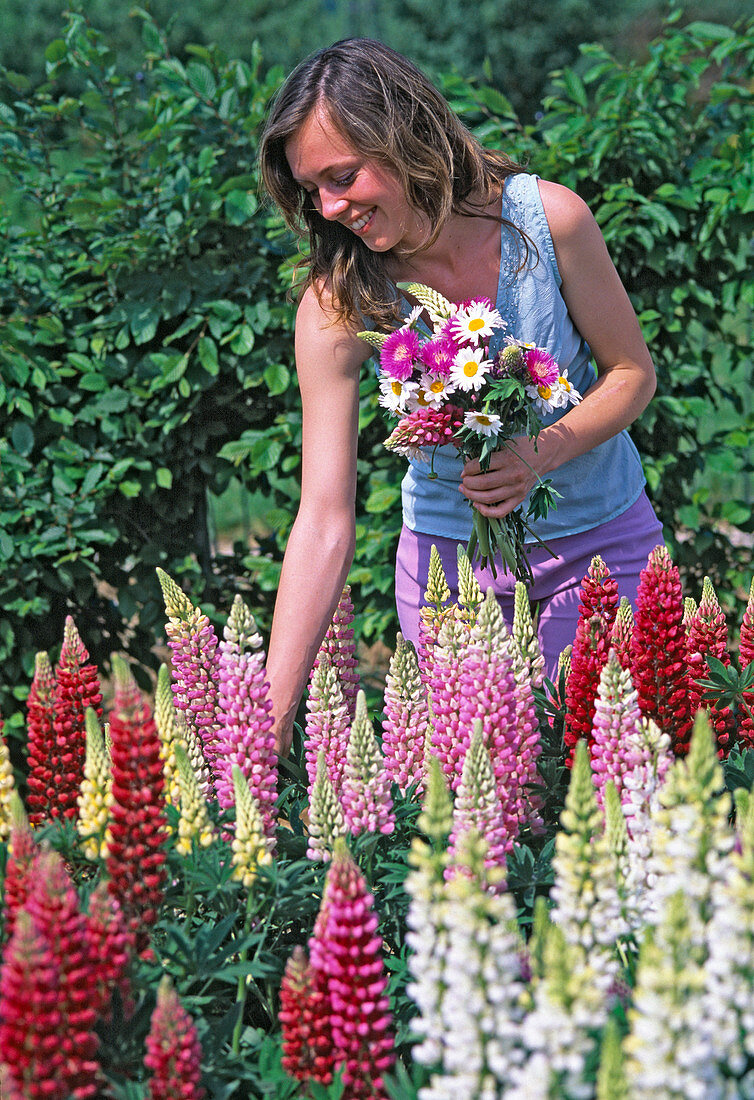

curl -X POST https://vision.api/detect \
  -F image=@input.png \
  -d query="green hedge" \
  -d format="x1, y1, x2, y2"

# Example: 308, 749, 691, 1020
1, 13, 752, 736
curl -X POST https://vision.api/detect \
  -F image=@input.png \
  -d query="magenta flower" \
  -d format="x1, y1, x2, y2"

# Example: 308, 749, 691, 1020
214, 596, 277, 842
306, 846, 395, 1098
426, 610, 471, 791
384, 404, 465, 458
379, 325, 421, 381
419, 333, 458, 377
739, 578, 754, 747
524, 345, 559, 387
279, 944, 336, 1085
144, 975, 205, 1100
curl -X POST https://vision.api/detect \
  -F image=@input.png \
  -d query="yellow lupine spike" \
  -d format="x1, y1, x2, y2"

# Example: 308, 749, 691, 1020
77, 707, 112, 860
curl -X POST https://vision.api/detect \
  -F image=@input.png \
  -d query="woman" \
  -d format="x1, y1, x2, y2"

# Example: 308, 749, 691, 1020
259, 38, 661, 756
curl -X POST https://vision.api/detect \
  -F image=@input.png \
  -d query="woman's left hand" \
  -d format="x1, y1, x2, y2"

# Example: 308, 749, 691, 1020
460, 435, 545, 518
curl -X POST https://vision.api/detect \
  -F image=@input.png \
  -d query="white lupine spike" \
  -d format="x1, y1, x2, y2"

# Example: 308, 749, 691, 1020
425, 544, 451, 608
456, 545, 483, 615
354, 329, 389, 350
173, 742, 214, 856
512, 580, 545, 688
307, 749, 347, 862
397, 281, 454, 323
683, 596, 698, 630
468, 588, 508, 655
76, 707, 112, 860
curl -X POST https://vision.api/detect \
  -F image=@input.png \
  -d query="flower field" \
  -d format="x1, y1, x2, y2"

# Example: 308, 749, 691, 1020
3, 544, 754, 1098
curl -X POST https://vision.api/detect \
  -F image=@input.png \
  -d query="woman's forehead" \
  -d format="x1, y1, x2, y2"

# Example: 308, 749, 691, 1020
285, 106, 360, 181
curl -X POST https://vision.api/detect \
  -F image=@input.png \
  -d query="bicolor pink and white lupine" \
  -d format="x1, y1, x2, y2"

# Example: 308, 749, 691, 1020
381, 634, 429, 796
214, 595, 277, 842
304, 654, 351, 798
312, 585, 361, 719
341, 691, 395, 838
589, 650, 644, 808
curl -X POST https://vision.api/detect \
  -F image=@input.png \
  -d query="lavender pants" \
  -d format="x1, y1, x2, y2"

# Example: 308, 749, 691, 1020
395, 490, 663, 678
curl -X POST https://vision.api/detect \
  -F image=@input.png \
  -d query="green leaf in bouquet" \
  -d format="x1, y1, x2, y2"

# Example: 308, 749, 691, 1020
527, 480, 562, 523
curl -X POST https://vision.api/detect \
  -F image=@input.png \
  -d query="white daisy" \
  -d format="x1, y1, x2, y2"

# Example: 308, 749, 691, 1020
379, 375, 419, 414
404, 304, 424, 327
450, 347, 491, 392
463, 410, 502, 437
555, 369, 582, 407
450, 300, 505, 345
416, 371, 456, 408
525, 382, 559, 415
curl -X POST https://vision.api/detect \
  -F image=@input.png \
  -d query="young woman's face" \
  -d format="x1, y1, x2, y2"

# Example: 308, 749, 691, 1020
285, 106, 426, 254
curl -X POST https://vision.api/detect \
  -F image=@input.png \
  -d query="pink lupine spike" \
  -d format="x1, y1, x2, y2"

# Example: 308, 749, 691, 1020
105, 656, 168, 956
305, 654, 351, 797
686, 576, 735, 756
456, 590, 533, 845
157, 568, 221, 771
306, 845, 395, 1098
416, 545, 452, 690
341, 691, 395, 838
505, 631, 545, 832
144, 975, 205, 1100
1, 849, 103, 1098
312, 585, 361, 719
426, 608, 472, 790
381, 634, 429, 796
214, 596, 277, 843
384, 403, 465, 458
279, 944, 335, 1085
589, 650, 644, 807
630, 545, 693, 756
739, 577, 754, 747
564, 556, 619, 764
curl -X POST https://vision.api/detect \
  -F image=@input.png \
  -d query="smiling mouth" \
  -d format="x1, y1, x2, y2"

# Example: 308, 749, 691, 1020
350, 208, 375, 233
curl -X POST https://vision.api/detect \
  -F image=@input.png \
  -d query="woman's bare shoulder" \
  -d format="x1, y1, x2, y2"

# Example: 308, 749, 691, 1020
536, 179, 600, 244
295, 281, 371, 371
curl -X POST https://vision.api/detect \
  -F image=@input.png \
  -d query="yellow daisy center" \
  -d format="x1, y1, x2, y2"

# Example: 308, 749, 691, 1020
468, 318, 485, 332
391, 381, 403, 396
559, 376, 571, 391
430, 379, 445, 393
538, 385, 552, 399
476, 415, 492, 426
463, 361, 479, 377
416, 391, 430, 406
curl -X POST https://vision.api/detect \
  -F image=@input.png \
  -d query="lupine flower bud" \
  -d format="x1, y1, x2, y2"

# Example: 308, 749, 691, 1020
144, 975, 205, 1100
174, 743, 214, 856
77, 708, 112, 860
381, 634, 429, 796
564, 556, 619, 763
231, 764, 273, 888
630, 545, 693, 755
312, 586, 361, 719
610, 597, 634, 670
307, 749, 347, 862
683, 596, 698, 630
342, 691, 395, 837
154, 663, 183, 808
0, 719, 17, 841
157, 568, 220, 771
456, 545, 483, 620
105, 656, 168, 955
418, 545, 452, 690
513, 580, 545, 689
686, 576, 735, 755
307, 845, 395, 1097
25, 650, 56, 826
215, 596, 277, 844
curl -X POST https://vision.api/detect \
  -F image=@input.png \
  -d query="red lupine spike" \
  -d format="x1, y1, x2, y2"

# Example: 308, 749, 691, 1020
563, 556, 619, 764
686, 578, 735, 756
1, 849, 103, 1098
2, 801, 40, 945
84, 883, 134, 1022
739, 578, 754, 748
105, 657, 168, 957
144, 975, 205, 1100
279, 945, 335, 1085
36, 619, 103, 824
630, 545, 694, 756
25, 651, 57, 826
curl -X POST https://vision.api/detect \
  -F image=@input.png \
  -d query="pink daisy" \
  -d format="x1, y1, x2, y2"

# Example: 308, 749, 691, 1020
380, 327, 422, 382
524, 346, 559, 387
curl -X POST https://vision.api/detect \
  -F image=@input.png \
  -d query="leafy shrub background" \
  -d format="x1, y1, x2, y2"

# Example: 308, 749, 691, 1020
1, 12, 752, 735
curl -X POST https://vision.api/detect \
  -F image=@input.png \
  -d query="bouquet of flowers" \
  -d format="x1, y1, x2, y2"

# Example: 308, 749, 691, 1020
358, 282, 582, 585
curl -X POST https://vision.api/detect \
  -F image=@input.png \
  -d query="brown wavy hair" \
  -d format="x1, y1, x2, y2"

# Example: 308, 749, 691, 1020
259, 38, 528, 329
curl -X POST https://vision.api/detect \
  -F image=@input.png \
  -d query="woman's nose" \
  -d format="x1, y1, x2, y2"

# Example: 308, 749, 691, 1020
319, 189, 349, 221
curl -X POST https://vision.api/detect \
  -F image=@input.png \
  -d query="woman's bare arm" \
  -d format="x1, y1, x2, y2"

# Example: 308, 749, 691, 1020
460, 180, 656, 516
265, 285, 370, 755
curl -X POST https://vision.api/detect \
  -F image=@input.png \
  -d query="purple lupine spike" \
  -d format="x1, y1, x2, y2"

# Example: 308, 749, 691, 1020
156, 568, 221, 770
589, 650, 644, 808
426, 609, 472, 791
214, 596, 277, 843
456, 590, 523, 844
448, 720, 510, 888
305, 655, 351, 799
312, 586, 361, 719
341, 691, 395, 837
382, 634, 429, 797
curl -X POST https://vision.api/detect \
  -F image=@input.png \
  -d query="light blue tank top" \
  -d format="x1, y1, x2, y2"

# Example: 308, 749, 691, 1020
399, 172, 646, 543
